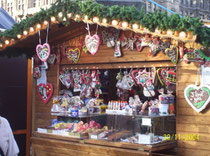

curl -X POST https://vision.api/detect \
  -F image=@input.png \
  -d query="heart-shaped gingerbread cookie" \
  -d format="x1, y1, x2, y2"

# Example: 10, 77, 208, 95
36, 43, 51, 62
165, 47, 179, 64
184, 85, 210, 113
64, 48, 80, 63
37, 83, 53, 104
85, 34, 100, 55
82, 74, 92, 85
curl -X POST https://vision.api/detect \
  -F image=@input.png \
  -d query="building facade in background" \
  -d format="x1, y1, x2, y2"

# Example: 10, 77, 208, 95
0, 0, 56, 22
145, 0, 210, 19
0, 0, 209, 22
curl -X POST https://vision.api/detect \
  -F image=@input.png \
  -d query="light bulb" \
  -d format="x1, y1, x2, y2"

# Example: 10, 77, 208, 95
67, 13, 72, 18
122, 21, 128, 28
44, 20, 48, 25
112, 20, 118, 26
63, 17, 67, 21
167, 30, 173, 36
102, 18, 107, 24
36, 24, 41, 29
30, 27, 34, 32
5, 40, 9, 45
155, 29, 161, 34
132, 23, 139, 30
17, 34, 22, 39
51, 16, 56, 22
58, 12, 63, 18
75, 14, 80, 19
84, 15, 88, 21
0, 44, 3, 47
23, 31, 28, 36
93, 17, 99, 23
179, 31, 186, 38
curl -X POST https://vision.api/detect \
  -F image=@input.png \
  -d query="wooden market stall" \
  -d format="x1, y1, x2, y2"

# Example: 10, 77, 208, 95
0, 1, 209, 156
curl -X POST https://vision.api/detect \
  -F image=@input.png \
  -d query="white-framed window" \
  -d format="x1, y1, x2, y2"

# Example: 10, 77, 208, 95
32, 0, 41, 7
200, 0, 204, 8
17, 0, 24, 10
7, 2, 12, 12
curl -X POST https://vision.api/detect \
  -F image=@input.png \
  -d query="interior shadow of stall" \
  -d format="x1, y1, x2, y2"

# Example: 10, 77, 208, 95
55, 67, 176, 144
0, 56, 27, 156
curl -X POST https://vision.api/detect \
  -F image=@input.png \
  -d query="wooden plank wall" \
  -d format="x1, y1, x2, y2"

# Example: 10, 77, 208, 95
32, 64, 58, 131
176, 61, 210, 156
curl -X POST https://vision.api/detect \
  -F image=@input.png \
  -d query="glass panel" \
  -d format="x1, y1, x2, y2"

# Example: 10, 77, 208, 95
37, 67, 176, 145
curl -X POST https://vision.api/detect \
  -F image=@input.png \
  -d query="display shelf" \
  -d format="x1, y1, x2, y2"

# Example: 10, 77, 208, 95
51, 112, 106, 118
135, 114, 176, 118
51, 112, 175, 118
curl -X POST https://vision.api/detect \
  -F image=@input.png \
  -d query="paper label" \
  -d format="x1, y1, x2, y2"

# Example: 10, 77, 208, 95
142, 118, 152, 126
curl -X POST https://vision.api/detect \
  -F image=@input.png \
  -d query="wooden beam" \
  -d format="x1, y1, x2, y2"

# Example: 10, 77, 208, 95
13, 129, 27, 135
26, 58, 32, 156
61, 61, 175, 70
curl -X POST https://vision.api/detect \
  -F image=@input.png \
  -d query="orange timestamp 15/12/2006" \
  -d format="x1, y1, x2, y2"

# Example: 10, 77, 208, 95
164, 134, 199, 141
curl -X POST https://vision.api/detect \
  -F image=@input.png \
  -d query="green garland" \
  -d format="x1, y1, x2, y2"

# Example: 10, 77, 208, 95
0, 0, 209, 57
198, 49, 210, 61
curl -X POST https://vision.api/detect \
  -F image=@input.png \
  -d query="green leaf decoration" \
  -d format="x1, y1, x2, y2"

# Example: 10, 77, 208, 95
0, 0, 209, 58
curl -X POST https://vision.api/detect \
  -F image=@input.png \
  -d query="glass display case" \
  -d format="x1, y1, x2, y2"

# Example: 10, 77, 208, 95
37, 68, 176, 145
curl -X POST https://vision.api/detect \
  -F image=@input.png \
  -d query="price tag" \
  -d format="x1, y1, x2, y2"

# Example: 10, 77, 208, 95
90, 134, 98, 139
142, 118, 151, 126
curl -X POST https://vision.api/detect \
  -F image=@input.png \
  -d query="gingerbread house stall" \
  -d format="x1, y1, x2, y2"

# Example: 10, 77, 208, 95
0, 1, 210, 155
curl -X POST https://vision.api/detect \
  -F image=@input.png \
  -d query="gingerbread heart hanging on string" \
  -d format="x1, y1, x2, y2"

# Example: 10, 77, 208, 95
82, 73, 92, 86
165, 46, 179, 64
184, 68, 210, 113
36, 43, 50, 62
36, 26, 50, 62
47, 54, 56, 64
59, 69, 71, 89
149, 37, 160, 56
183, 49, 204, 65
37, 83, 53, 104
185, 85, 210, 113
85, 23, 100, 55
159, 41, 170, 54
64, 48, 81, 63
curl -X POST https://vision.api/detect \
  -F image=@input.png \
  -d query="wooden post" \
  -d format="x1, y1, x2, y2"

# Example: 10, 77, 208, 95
26, 58, 32, 156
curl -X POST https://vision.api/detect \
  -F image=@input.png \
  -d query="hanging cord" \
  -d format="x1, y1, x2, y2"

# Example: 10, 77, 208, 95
38, 24, 50, 44
86, 23, 90, 35
46, 24, 49, 43
38, 30, 41, 45
86, 23, 99, 35
95, 24, 98, 35
195, 67, 201, 86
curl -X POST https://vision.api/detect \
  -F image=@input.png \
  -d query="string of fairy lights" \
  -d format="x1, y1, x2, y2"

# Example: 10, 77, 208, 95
0, 12, 196, 49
